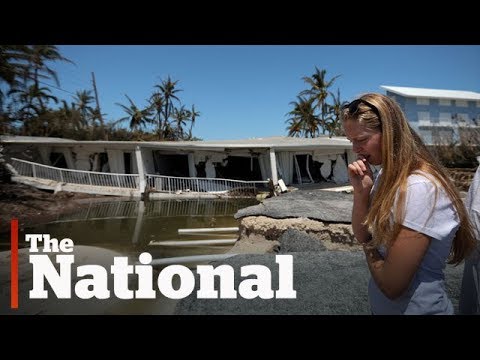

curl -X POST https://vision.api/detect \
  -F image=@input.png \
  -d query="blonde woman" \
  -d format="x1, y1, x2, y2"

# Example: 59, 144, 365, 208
341, 93, 476, 315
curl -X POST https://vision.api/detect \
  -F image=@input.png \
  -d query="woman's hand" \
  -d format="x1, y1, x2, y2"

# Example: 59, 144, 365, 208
348, 158, 374, 195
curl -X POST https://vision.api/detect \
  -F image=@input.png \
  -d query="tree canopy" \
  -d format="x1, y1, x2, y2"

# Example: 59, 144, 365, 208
286, 67, 346, 138
0, 46, 201, 141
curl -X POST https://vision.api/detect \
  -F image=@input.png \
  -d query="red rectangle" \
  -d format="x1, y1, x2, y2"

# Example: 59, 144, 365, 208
11, 219, 18, 309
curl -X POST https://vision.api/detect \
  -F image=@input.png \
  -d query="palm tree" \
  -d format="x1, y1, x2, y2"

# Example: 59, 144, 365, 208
187, 104, 200, 140
0, 45, 30, 90
58, 100, 83, 130
153, 76, 182, 139
24, 45, 71, 86
9, 84, 58, 118
0, 45, 30, 123
73, 90, 95, 126
285, 96, 318, 138
19, 46, 71, 111
90, 107, 108, 135
172, 105, 190, 140
149, 91, 164, 137
285, 117, 303, 137
325, 89, 347, 137
115, 94, 153, 132
301, 67, 340, 134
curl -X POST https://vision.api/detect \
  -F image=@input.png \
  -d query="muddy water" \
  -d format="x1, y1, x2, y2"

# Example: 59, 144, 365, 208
18, 198, 258, 257
1, 198, 258, 315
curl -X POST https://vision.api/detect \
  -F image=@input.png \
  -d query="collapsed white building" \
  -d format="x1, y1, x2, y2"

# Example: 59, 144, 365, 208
1, 136, 354, 198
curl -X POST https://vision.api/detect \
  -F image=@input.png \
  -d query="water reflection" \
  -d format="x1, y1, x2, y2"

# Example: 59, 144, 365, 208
19, 198, 258, 258
0, 198, 258, 315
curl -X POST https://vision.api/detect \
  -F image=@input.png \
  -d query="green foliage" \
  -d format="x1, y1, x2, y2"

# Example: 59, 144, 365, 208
0, 46, 201, 142
113, 76, 200, 141
429, 127, 480, 168
286, 67, 345, 138
430, 144, 480, 168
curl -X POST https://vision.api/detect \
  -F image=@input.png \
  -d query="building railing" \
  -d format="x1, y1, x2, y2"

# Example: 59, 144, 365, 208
52, 198, 256, 223
10, 158, 269, 197
11, 158, 139, 189
417, 119, 480, 127
146, 174, 269, 195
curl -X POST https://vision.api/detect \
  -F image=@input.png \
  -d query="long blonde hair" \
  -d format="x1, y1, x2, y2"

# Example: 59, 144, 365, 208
342, 93, 475, 265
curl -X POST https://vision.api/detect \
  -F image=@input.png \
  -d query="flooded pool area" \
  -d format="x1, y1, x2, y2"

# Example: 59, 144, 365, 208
0, 198, 258, 315
11, 198, 257, 257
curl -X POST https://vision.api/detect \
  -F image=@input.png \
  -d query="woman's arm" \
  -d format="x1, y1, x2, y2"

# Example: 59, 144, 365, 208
364, 226, 431, 300
348, 159, 374, 244
352, 192, 372, 244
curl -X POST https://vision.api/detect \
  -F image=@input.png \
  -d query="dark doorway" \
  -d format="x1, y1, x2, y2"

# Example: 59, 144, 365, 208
293, 154, 326, 183
124, 153, 132, 174
90, 152, 110, 172
153, 153, 189, 177
195, 161, 206, 177
217, 156, 262, 181
50, 152, 67, 168
99, 152, 109, 172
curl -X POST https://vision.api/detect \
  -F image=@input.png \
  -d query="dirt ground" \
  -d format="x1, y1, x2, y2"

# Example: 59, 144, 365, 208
0, 182, 109, 233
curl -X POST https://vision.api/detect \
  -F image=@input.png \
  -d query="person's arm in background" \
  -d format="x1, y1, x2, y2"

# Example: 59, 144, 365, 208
459, 165, 480, 314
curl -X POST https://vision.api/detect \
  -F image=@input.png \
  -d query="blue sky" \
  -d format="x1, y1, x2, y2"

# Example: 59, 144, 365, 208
48, 45, 480, 140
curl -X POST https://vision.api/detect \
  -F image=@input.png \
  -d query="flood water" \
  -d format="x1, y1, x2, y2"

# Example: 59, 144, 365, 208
17, 198, 258, 258
0, 198, 258, 314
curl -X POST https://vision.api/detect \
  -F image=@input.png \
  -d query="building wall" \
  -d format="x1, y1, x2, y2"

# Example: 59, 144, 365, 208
385, 91, 480, 145
4, 141, 354, 187
141, 149, 155, 174
1, 144, 44, 164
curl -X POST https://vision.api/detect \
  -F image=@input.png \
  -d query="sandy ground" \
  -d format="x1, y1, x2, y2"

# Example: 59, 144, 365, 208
233, 216, 358, 252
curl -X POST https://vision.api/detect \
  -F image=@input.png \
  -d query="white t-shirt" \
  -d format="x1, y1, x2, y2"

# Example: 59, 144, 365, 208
368, 170, 459, 315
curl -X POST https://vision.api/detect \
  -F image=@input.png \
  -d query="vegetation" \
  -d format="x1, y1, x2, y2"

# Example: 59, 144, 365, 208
1, 46, 477, 169
114, 76, 200, 140
0, 45, 201, 141
429, 117, 480, 168
286, 67, 345, 138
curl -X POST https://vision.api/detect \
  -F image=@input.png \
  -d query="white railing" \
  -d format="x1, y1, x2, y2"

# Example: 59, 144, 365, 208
417, 118, 480, 128
52, 198, 256, 222
10, 158, 269, 197
146, 174, 269, 196
54, 201, 140, 222
11, 158, 139, 189
147, 198, 256, 217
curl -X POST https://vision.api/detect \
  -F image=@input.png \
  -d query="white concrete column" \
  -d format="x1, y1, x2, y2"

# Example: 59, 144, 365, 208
132, 200, 145, 244
75, 151, 91, 171
188, 153, 196, 177
332, 154, 349, 184
135, 146, 146, 192
38, 146, 51, 165
63, 149, 75, 170
205, 159, 216, 178
106, 150, 124, 174
269, 148, 278, 185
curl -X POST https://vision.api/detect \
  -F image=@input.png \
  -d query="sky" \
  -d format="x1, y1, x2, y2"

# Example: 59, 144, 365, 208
47, 45, 480, 141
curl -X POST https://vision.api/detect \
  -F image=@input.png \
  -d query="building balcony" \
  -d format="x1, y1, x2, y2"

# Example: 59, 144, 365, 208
417, 118, 480, 130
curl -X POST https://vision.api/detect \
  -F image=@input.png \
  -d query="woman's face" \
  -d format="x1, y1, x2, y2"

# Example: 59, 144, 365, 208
344, 120, 382, 165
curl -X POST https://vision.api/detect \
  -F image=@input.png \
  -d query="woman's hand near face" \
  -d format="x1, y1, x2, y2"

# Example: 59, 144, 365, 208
348, 158, 374, 195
